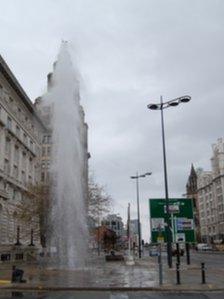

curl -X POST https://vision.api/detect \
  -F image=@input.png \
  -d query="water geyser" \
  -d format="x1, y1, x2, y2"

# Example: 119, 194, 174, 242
46, 42, 89, 268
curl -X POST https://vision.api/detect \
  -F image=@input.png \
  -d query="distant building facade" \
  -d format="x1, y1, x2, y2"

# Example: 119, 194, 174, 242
130, 219, 138, 235
130, 219, 140, 248
189, 138, 224, 244
34, 64, 89, 205
101, 214, 124, 237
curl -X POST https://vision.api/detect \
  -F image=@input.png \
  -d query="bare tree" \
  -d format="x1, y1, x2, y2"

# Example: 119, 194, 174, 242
87, 176, 112, 223
87, 176, 113, 255
15, 183, 51, 247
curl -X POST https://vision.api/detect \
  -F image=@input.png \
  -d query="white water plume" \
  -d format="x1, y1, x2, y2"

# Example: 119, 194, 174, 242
46, 42, 88, 268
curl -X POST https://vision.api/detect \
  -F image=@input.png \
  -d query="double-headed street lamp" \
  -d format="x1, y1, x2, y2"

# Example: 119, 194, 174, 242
131, 172, 152, 258
147, 95, 191, 268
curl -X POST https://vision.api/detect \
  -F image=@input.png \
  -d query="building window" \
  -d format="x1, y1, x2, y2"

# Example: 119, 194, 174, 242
7, 117, 12, 130
42, 147, 46, 156
46, 172, 49, 181
4, 159, 10, 175
47, 135, 51, 143
47, 146, 51, 155
23, 133, 27, 145
16, 126, 20, 138
29, 157, 33, 174
13, 165, 18, 178
17, 107, 21, 119
42, 135, 47, 144
12, 189, 16, 200
42, 162, 46, 169
22, 152, 26, 169
14, 146, 19, 164
41, 172, 45, 182
21, 171, 26, 185
5, 137, 11, 156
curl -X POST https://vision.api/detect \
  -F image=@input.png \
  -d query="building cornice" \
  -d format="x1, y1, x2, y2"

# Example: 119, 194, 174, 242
0, 55, 46, 130
197, 173, 224, 192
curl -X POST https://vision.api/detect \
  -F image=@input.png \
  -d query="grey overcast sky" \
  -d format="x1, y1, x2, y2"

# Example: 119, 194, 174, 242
1, 0, 224, 240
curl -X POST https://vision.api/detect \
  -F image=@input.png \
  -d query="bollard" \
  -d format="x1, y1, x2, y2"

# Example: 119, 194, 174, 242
176, 243, 180, 265
186, 243, 190, 265
159, 260, 163, 285
176, 263, 181, 285
201, 262, 206, 284
158, 244, 163, 285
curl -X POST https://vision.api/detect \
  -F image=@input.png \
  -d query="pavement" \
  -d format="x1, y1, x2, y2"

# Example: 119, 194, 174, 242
0, 251, 223, 292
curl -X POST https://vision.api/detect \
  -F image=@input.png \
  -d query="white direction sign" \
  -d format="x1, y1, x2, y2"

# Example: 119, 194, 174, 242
151, 218, 165, 231
176, 218, 194, 230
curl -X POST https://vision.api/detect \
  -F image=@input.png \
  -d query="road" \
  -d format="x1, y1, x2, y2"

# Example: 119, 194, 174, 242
0, 290, 224, 299
146, 249, 224, 287
190, 251, 224, 267
151, 248, 224, 268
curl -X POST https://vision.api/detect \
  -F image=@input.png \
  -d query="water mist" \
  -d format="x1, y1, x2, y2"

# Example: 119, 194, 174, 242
46, 43, 88, 268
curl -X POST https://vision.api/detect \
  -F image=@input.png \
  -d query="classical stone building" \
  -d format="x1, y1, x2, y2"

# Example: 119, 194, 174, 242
34, 63, 89, 207
190, 138, 224, 244
0, 54, 89, 257
0, 55, 46, 248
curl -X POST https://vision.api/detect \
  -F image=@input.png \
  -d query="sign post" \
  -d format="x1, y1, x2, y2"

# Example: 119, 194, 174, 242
149, 198, 195, 244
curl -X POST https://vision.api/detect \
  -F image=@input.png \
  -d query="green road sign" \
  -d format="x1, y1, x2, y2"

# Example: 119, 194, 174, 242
149, 198, 195, 243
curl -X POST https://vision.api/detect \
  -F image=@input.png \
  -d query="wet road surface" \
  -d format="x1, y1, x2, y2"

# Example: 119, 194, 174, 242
0, 290, 224, 299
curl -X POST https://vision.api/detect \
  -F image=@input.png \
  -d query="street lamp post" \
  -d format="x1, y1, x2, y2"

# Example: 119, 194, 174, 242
147, 95, 191, 268
131, 172, 152, 258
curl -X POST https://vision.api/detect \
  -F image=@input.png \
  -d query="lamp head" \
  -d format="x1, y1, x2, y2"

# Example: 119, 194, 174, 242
169, 101, 179, 107
179, 96, 191, 103
147, 104, 159, 110
145, 172, 152, 176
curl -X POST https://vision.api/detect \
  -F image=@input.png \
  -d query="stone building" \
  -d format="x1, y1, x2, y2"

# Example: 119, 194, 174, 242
197, 169, 214, 243
0, 53, 89, 256
193, 138, 224, 244
34, 97, 52, 184
34, 62, 89, 206
0, 55, 46, 247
